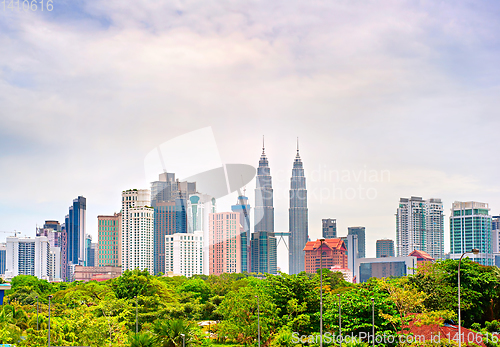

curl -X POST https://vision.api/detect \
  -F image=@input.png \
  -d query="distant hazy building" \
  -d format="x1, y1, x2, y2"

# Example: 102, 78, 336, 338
98, 213, 122, 267
66, 196, 87, 267
251, 232, 277, 275
85, 234, 94, 267
331, 264, 353, 283
396, 197, 444, 259
348, 226, 366, 259
322, 219, 337, 239
121, 189, 154, 273
209, 212, 242, 275
289, 144, 308, 275
304, 239, 347, 274
231, 196, 251, 273
165, 231, 203, 277
340, 234, 359, 280
357, 256, 417, 283
449, 201, 493, 266
376, 239, 395, 258
5, 236, 51, 280
36, 223, 66, 280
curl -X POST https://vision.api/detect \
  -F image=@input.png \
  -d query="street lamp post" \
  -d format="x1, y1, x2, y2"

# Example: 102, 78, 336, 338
134, 296, 138, 336
48, 295, 53, 347
320, 238, 325, 347
255, 295, 260, 347
458, 249, 479, 347
371, 298, 375, 347
36, 295, 39, 331
181, 333, 185, 347
338, 293, 341, 347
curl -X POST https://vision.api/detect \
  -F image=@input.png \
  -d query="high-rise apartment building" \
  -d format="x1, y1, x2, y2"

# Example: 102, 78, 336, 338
66, 196, 87, 267
289, 144, 308, 275
450, 201, 493, 266
165, 231, 203, 277
121, 189, 154, 273
5, 236, 51, 280
396, 197, 444, 259
209, 212, 242, 275
376, 239, 395, 258
322, 219, 337, 239
231, 195, 250, 273
348, 226, 366, 259
98, 213, 122, 267
304, 239, 347, 273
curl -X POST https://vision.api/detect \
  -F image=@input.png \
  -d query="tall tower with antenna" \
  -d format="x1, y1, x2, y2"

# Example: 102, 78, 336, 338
289, 138, 309, 274
251, 136, 277, 274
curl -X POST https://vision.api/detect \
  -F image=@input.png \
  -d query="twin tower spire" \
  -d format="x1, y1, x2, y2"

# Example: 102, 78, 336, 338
254, 136, 308, 275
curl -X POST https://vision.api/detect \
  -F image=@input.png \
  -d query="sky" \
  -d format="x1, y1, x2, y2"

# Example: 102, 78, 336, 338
1, 0, 500, 258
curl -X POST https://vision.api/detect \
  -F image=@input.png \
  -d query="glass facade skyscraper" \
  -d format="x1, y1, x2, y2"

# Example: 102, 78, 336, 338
65, 196, 87, 268
348, 226, 366, 259
231, 195, 251, 273
289, 145, 308, 275
376, 239, 395, 258
251, 231, 277, 274
450, 201, 493, 266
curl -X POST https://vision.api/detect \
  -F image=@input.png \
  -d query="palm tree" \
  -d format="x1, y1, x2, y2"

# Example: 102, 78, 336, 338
153, 319, 196, 347
129, 331, 155, 347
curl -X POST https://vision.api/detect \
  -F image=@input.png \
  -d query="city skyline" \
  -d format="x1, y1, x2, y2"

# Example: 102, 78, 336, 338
3, 2, 500, 258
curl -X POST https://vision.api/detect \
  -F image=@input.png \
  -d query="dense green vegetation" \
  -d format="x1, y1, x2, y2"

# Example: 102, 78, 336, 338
1, 259, 500, 346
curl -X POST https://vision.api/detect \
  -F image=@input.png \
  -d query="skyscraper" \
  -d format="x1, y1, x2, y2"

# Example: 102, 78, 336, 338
231, 195, 251, 273
376, 239, 395, 258
254, 141, 274, 234
98, 213, 121, 267
121, 189, 154, 272
396, 197, 444, 259
450, 201, 493, 266
66, 196, 87, 267
322, 219, 337, 239
348, 226, 366, 259
209, 212, 242, 275
252, 140, 277, 274
289, 142, 308, 275
251, 231, 277, 274
492, 216, 500, 254
151, 173, 196, 275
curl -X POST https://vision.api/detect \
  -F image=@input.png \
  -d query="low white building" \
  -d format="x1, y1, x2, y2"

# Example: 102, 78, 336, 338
165, 231, 203, 277
5, 236, 51, 280
331, 264, 353, 283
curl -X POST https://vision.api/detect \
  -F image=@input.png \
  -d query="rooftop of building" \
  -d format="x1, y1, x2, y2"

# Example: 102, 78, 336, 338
303, 238, 347, 252
408, 249, 435, 261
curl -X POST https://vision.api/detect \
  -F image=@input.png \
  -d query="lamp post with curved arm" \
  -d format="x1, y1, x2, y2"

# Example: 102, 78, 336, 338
458, 248, 479, 347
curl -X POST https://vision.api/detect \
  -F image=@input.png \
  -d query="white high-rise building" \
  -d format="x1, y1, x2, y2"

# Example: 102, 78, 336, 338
121, 189, 154, 273
5, 236, 51, 280
165, 231, 203, 277
187, 193, 216, 275
396, 197, 444, 259
49, 247, 61, 281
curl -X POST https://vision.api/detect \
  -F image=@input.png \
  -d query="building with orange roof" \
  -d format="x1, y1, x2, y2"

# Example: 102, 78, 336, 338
409, 249, 435, 268
304, 238, 347, 273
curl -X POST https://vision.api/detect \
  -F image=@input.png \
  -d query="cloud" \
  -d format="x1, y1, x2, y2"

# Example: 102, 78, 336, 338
1, 1, 500, 255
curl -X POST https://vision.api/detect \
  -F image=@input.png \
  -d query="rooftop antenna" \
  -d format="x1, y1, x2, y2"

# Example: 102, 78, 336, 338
297, 137, 299, 153
262, 135, 265, 154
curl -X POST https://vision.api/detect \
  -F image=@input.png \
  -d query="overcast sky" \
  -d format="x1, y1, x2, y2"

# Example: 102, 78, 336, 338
1, 0, 500, 258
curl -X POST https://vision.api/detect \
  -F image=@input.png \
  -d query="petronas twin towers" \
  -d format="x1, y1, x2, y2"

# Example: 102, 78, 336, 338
253, 138, 308, 275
